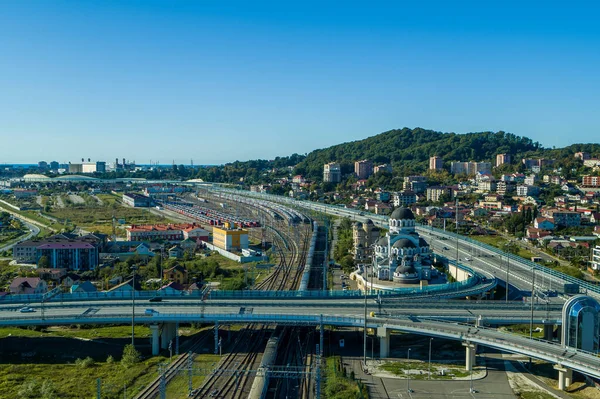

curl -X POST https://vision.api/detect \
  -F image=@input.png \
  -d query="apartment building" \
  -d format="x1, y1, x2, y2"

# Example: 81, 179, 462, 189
354, 160, 374, 179
323, 163, 341, 183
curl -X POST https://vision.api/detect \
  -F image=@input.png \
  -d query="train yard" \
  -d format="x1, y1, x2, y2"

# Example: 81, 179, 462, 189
137, 192, 323, 399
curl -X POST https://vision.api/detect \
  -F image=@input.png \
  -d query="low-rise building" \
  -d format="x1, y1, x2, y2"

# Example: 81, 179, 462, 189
126, 223, 209, 242
550, 210, 581, 227
582, 176, 600, 188
374, 202, 392, 215
534, 217, 555, 230
517, 185, 540, 197
9, 277, 48, 295
168, 245, 184, 259
71, 281, 97, 293
393, 191, 418, 207
13, 234, 102, 270
212, 226, 248, 251
163, 265, 189, 285
122, 193, 152, 207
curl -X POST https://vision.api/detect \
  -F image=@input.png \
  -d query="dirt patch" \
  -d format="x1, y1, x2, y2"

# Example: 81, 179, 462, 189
68, 194, 85, 204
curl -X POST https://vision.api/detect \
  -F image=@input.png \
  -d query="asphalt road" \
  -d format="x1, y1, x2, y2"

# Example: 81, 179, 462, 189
0, 218, 40, 252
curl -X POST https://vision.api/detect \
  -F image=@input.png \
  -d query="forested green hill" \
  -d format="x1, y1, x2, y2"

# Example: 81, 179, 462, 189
190, 127, 600, 184
293, 127, 543, 179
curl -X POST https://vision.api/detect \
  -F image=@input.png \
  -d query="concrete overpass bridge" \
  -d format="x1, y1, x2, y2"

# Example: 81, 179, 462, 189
0, 297, 596, 389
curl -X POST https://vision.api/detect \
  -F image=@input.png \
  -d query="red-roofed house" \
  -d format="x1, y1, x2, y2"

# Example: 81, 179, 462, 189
126, 223, 208, 242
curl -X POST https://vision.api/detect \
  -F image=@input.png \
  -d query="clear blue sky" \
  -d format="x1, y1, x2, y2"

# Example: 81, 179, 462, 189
1, 1, 599, 165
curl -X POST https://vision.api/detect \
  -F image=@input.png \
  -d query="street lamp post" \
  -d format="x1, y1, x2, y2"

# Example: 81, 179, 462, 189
428, 338, 433, 380
529, 266, 536, 368
505, 253, 510, 303
530, 266, 536, 340
363, 271, 367, 366
407, 348, 413, 393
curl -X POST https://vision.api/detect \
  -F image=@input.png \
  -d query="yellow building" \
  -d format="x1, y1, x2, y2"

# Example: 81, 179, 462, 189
212, 226, 249, 251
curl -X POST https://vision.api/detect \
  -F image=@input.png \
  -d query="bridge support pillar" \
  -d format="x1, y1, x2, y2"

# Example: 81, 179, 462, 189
544, 324, 554, 341
175, 322, 179, 355
161, 323, 176, 350
555, 365, 572, 390
150, 324, 160, 356
214, 322, 219, 355
463, 343, 477, 371
377, 327, 390, 358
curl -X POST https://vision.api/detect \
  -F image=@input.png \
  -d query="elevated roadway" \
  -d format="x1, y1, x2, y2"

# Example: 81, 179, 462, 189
212, 188, 595, 300
0, 299, 597, 383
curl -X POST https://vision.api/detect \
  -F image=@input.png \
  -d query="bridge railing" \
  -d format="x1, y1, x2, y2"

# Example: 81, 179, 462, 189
422, 225, 599, 295
214, 188, 595, 289
0, 289, 203, 305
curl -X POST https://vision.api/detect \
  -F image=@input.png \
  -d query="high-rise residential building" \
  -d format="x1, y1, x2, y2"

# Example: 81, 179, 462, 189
496, 153, 511, 167
323, 162, 341, 183
38, 161, 48, 169
49, 161, 59, 171
374, 164, 392, 174
426, 186, 452, 202
575, 152, 591, 161
451, 162, 491, 175
403, 176, 427, 193
354, 160, 374, 179
429, 156, 443, 171
522, 158, 554, 170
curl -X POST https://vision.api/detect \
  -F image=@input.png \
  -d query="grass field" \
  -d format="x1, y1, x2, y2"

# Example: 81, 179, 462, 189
380, 360, 471, 379
0, 325, 211, 398
0, 356, 167, 399
42, 193, 174, 235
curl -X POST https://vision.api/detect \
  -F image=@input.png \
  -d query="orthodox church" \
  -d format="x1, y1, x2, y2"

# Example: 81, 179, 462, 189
372, 207, 432, 283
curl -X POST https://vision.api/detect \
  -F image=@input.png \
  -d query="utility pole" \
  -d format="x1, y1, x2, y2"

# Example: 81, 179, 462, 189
529, 266, 536, 368
131, 265, 137, 347
363, 276, 367, 366
506, 253, 510, 303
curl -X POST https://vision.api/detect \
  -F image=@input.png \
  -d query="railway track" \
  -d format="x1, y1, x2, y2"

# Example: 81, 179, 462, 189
188, 209, 312, 397
137, 197, 314, 399
134, 328, 214, 399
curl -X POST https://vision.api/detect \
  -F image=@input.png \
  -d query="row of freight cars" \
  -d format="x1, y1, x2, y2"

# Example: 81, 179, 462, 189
159, 200, 261, 228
